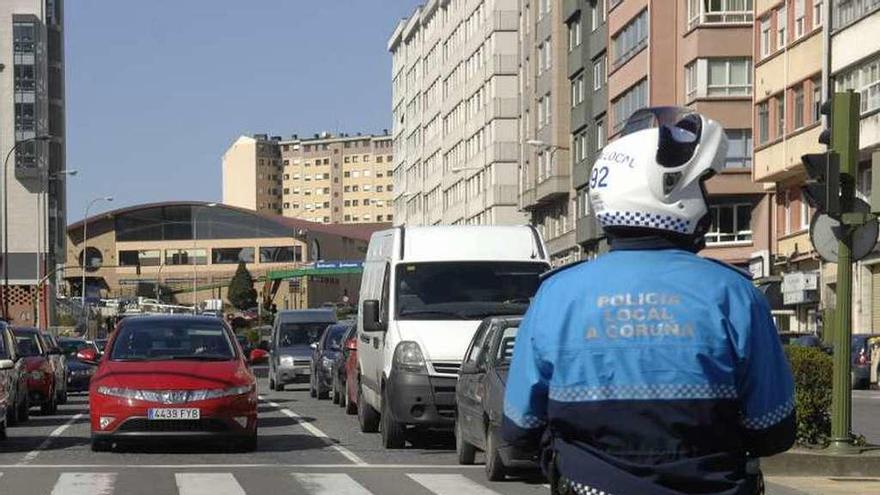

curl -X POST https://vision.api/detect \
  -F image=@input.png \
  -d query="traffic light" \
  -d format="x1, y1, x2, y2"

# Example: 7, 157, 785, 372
802, 152, 840, 218
818, 100, 833, 146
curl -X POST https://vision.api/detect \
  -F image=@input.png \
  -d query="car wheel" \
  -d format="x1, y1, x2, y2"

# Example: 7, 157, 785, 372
331, 376, 341, 405
58, 382, 68, 405
455, 416, 476, 465
485, 426, 507, 482
380, 389, 406, 449
357, 382, 379, 433
7, 396, 19, 426
0, 419, 6, 440
91, 438, 112, 452
268, 377, 276, 391
345, 384, 358, 415
41, 392, 57, 416
237, 431, 258, 452
273, 375, 284, 392
19, 395, 29, 422
309, 374, 317, 398
316, 374, 329, 400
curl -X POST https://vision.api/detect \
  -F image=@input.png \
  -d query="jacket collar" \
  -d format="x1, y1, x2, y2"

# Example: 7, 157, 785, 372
609, 235, 697, 252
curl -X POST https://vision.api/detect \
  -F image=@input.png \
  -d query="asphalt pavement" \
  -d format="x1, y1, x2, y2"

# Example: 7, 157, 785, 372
0, 373, 876, 494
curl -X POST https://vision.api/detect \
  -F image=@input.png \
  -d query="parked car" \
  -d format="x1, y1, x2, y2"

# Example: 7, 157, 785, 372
41, 332, 68, 405
309, 321, 352, 399
331, 323, 359, 414
456, 316, 534, 481
87, 315, 259, 452
94, 339, 108, 355
0, 322, 30, 427
357, 225, 549, 448
268, 309, 337, 391
852, 334, 873, 389
57, 337, 98, 393
13, 328, 60, 415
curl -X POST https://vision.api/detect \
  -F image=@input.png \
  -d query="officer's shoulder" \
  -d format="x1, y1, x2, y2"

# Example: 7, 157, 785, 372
539, 258, 592, 286
699, 257, 754, 282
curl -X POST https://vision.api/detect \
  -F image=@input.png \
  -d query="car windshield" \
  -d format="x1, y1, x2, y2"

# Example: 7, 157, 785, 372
494, 326, 519, 366
58, 339, 91, 355
0, 331, 8, 359
111, 320, 235, 361
395, 262, 546, 320
15, 333, 42, 357
278, 322, 330, 346
324, 325, 349, 349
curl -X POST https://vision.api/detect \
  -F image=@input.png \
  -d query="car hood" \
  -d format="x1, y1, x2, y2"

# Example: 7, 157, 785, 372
276, 345, 312, 359
392, 320, 482, 363
94, 359, 251, 390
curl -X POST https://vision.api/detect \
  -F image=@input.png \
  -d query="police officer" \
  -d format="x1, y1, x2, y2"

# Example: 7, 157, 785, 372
502, 107, 795, 495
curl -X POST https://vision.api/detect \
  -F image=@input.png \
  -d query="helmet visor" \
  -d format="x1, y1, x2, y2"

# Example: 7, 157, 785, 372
621, 106, 698, 138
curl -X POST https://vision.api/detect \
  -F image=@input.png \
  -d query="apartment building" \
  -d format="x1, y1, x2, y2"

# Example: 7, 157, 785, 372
520, 0, 578, 267
222, 133, 394, 224
0, 0, 67, 326
830, 0, 880, 333
388, 0, 525, 227
752, 0, 826, 332
565, 0, 609, 257
597, 1, 769, 275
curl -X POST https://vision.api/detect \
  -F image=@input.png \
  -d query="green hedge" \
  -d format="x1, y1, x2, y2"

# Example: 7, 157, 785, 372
784, 346, 833, 446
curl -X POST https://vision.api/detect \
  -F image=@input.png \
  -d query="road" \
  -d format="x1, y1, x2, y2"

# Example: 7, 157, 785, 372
853, 389, 880, 445
0, 374, 875, 494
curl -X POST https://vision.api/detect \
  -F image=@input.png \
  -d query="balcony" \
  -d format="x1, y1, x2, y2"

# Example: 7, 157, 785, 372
753, 125, 823, 184
488, 55, 519, 77
546, 230, 577, 257
520, 186, 536, 210
486, 11, 518, 35
485, 98, 519, 121
485, 184, 520, 207
686, 10, 753, 31
535, 174, 571, 205
485, 141, 520, 163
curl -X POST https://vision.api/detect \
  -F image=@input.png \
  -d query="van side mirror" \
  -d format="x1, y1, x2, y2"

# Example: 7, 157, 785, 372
362, 300, 385, 332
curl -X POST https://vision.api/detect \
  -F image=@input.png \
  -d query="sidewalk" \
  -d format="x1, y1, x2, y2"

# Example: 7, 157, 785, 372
767, 477, 880, 494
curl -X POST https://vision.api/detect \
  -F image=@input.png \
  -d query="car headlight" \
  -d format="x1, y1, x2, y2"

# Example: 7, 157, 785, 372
29, 370, 44, 380
280, 355, 294, 367
96, 384, 255, 403
393, 341, 426, 373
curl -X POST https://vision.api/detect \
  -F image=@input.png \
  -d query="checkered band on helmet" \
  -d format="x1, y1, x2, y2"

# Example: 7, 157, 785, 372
596, 211, 691, 234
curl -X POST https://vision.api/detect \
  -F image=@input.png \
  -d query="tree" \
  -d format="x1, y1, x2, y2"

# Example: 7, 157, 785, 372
227, 262, 257, 310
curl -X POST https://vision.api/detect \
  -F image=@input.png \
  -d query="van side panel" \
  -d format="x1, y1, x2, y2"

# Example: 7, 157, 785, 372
357, 230, 395, 402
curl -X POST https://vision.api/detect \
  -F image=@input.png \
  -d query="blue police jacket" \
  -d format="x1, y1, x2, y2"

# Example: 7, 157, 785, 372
502, 244, 796, 495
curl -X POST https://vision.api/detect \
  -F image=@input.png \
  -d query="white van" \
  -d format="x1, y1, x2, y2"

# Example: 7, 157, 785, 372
356, 225, 549, 448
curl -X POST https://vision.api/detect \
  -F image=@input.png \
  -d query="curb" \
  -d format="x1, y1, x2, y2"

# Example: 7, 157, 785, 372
762, 449, 880, 477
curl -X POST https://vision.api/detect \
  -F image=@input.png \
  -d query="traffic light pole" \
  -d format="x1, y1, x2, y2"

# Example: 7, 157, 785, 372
829, 91, 861, 451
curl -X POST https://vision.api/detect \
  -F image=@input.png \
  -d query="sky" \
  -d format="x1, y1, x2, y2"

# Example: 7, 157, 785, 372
65, 0, 423, 219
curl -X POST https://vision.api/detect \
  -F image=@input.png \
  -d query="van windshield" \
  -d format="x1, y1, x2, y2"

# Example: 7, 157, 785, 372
278, 323, 329, 346
395, 262, 547, 320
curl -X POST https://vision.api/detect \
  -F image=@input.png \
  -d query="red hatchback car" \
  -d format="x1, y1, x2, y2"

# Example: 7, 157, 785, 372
13, 328, 60, 415
87, 315, 258, 452
343, 330, 359, 415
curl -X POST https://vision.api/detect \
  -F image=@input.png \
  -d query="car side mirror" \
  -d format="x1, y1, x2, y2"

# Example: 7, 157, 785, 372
249, 348, 269, 365
76, 348, 99, 365
0, 359, 14, 370
460, 361, 483, 375
363, 300, 385, 332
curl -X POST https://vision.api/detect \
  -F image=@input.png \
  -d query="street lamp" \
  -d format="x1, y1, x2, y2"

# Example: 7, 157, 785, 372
81, 196, 113, 335
192, 203, 217, 311
526, 139, 570, 181
36, 169, 79, 328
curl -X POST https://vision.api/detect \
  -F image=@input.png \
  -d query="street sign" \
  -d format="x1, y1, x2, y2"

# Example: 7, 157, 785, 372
810, 197, 879, 263
782, 272, 819, 292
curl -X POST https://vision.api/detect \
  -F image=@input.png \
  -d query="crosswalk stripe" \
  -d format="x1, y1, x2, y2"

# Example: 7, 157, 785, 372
291, 473, 372, 494
50, 473, 116, 495
407, 473, 501, 495
175, 473, 246, 495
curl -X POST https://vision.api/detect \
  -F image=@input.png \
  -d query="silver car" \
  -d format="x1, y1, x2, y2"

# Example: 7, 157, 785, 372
268, 309, 336, 392
0, 322, 30, 428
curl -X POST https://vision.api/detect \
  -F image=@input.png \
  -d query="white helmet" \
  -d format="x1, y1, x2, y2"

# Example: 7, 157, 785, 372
589, 106, 728, 243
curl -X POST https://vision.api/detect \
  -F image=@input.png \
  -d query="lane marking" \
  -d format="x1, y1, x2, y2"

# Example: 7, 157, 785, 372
50, 472, 116, 495
408, 473, 502, 495
176, 473, 246, 495
259, 396, 367, 466
0, 464, 483, 469
19, 413, 85, 465
292, 473, 372, 494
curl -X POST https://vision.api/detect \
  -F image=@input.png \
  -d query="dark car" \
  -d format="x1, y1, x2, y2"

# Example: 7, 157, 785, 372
309, 322, 352, 399
455, 315, 534, 481
329, 322, 357, 410
13, 328, 61, 415
57, 338, 98, 393
94, 339, 108, 355
852, 334, 874, 389
41, 332, 69, 405
0, 322, 29, 426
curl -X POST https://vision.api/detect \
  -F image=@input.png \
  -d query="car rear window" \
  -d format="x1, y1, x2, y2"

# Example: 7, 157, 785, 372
14, 333, 42, 357
111, 320, 235, 361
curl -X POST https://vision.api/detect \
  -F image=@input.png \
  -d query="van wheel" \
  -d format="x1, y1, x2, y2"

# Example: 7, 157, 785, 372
331, 377, 341, 405
485, 426, 507, 482
345, 385, 358, 415
381, 390, 406, 449
273, 376, 284, 392
357, 383, 379, 433
455, 417, 476, 465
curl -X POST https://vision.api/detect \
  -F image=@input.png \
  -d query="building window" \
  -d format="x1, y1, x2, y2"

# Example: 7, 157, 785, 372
687, 0, 754, 28
259, 246, 302, 263
119, 250, 162, 267
685, 62, 697, 101
758, 101, 770, 143
591, 0, 605, 31
793, 85, 805, 129
612, 79, 647, 132
801, 191, 811, 230
706, 204, 753, 244
212, 247, 255, 264
724, 129, 753, 168
776, 94, 786, 138
612, 10, 648, 67
593, 55, 606, 90
795, 0, 806, 38
812, 80, 823, 122
568, 17, 582, 51
571, 74, 585, 107
707, 58, 752, 96
814, 0, 823, 27
596, 118, 606, 149
835, 55, 880, 115
776, 4, 787, 48
539, 40, 552, 74
165, 249, 208, 266
760, 18, 772, 58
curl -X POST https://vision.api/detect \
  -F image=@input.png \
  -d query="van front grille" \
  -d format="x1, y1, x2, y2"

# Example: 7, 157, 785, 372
431, 361, 461, 375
